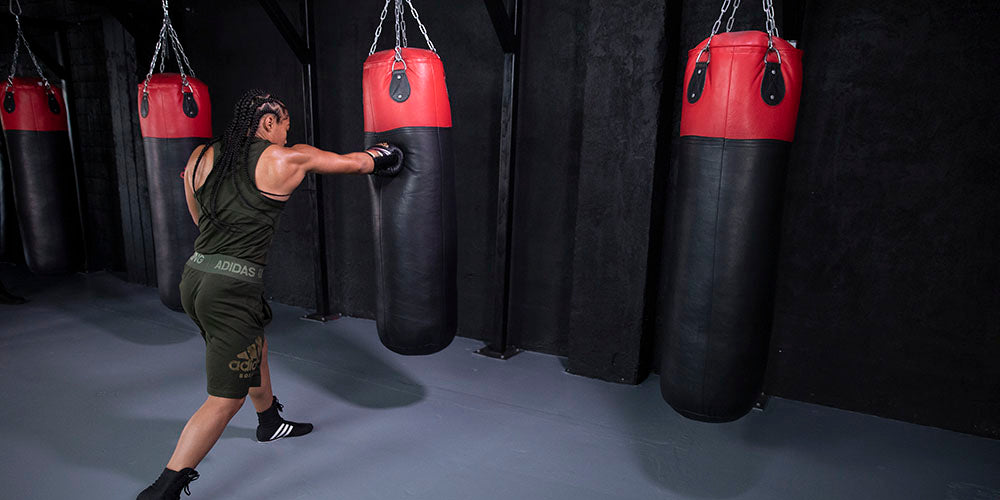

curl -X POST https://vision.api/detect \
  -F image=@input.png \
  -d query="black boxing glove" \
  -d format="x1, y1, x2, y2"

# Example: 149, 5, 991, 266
365, 142, 404, 177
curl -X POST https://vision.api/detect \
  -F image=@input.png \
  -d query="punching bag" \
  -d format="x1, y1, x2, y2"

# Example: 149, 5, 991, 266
0, 78, 83, 274
363, 43, 457, 354
659, 27, 803, 421
0, 128, 13, 259
138, 74, 211, 310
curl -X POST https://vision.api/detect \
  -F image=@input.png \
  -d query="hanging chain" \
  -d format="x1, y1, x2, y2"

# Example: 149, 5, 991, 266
725, 0, 741, 32
396, 0, 402, 47
392, 0, 402, 60
762, 0, 781, 63
405, 0, 436, 53
145, 17, 169, 83
142, 0, 196, 97
394, 0, 408, 58
369, 0, 391, 56
17, 16, 50, 91
168, 16, 196, 83
369, 0, 437, 58
698, 0, 732, 64
5, 0, 54, 94
763, 0, 779, 38
5, 24, 20, 89
710, 0, 732, 38
701, 0, 781, 65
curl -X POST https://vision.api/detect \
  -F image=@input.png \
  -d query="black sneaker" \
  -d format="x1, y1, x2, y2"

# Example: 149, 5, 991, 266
137, 468, 199, 500
256, 396, 313, 442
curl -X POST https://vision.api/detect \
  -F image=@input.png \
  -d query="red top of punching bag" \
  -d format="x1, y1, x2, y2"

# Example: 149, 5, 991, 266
363, 48, 452, 133
0, 77, 69, 132
680, 31, 803, 142
137, 73, 212, 139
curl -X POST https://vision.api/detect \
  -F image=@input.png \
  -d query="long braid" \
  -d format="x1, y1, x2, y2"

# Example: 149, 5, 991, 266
198, 89, 288, 231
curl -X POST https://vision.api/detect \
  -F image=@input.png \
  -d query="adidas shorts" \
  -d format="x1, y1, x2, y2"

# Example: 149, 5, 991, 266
179, 254, 272, 399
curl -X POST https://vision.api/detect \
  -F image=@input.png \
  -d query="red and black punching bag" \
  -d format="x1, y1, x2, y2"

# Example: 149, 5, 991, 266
0, 78, 83, 274
0, 126, 14, 260
659, 29, 803, 422
138, 74, 211, 310
363, 45, 457, 355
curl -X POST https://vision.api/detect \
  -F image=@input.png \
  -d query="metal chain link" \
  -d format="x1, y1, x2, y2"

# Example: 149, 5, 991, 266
725, 0, 741, 32
144, 21, 168, 93
5, 41, 18, 89
5, 27, 21, 88
763, 0, 779, 38
163, 0, 196, 82
17, 18, 51, 91
699, 0, 732, 65
167, 18, 196, 86
5, 0, 54, 95
710, 0, 731, 38
701, 0, 782, 66
369, 0, 438, 58
405, 0, 436, 53
142, 0, 196, 97
396, 0, 408, 50
369, 0, 391, 56
393, 0, 403, 60
762, 0, 781, 63
396, 0, 409, 53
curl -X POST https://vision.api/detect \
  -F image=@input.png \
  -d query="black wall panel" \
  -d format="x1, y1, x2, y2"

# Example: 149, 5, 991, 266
764, 0, 1000, 439
566, 0, 669, 383
504, 0, 587, 356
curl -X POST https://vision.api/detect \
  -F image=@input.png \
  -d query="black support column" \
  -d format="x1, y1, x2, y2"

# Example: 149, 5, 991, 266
54, 29, 89, 273
257, 0, 336, 321
103, 16, 156, 284
477, 0, 523, 360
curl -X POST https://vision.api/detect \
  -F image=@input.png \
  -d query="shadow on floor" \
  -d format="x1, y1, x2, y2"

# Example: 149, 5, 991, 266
0, 370, 254, 484
619, 379, 768, 499
266, 316, 427, 409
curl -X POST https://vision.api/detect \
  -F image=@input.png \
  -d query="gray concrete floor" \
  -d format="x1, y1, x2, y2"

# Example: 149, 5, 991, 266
0, 267, 998, 500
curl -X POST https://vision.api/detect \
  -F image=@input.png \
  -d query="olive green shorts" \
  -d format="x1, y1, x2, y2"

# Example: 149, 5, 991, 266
179, 252, 272, 399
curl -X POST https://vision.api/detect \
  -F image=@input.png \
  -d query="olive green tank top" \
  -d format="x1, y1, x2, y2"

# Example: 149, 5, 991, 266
192, 137, 286, 266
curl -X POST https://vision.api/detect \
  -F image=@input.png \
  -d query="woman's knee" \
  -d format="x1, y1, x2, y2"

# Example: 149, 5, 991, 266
206, 395, 245, 417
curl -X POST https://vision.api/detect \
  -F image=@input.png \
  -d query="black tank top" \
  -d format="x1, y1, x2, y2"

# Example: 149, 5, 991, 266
191, 137, 286, 266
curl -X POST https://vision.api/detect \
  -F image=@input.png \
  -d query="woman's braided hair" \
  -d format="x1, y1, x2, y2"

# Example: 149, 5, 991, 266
191, 88, 288, 230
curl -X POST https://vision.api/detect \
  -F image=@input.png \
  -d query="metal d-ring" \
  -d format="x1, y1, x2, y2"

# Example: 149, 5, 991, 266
696, 44, 711, 65
391, 56, 407, 73
764, 41, 782, 65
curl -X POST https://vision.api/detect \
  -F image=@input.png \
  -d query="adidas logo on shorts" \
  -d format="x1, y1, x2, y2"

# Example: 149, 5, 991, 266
229, 336, 264, 379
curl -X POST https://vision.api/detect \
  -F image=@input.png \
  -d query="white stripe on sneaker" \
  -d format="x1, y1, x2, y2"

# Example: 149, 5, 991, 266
277, 424, 293, 439
269, 424, 289, 441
